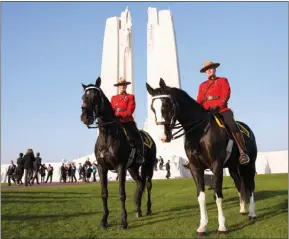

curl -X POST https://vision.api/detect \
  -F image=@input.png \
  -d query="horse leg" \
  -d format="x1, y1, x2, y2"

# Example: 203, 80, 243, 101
239, 161, 257, 220
212, 161, 226, 234
248, 192, 257, 219
229, 168, 246, 214
140, 162, 153, 216
248, 173, 257, 219
118, 165, 128, 229
146, 177, 153, 216
189, 164, 207, 235
128, 166, 146, 218
98, 165, 109, 229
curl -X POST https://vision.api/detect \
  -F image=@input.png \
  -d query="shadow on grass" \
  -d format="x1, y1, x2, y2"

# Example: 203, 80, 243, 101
1, 199, 73, 205
139, 190, 288, 232
1, 191, 94, 195
1, 191, 119, 199
226, 199, 288, 234
2, 211, 100, 221
254, 190, 288, 201
131, 212, 195, 229
1, 194, 96, 200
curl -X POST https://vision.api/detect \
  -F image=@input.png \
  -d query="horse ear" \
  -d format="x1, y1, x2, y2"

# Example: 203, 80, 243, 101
95, 77, 101, 87
146, 83, 155, 95
159, 78, 167, 91
81, 83, 87, 90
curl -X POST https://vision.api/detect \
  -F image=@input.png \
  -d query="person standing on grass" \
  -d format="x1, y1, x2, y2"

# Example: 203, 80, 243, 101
45, 164, 53, 183
6, 160, 16, 186
78, 163, 83, 181
23, 148, 35, 186
67, 163, 72, 182
39, 164, 46, 183
165, 160, 171, 179
92, 163, 98, 182
31, 152, 41, 185
16, 153, 24, 185
86, 166, 93, 182
60, 163, 67, 183
71, 163, 77, 182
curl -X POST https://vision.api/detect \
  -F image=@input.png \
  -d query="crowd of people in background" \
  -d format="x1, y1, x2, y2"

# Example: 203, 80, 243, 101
5, 148, 99, 186
5, 150, 171, 186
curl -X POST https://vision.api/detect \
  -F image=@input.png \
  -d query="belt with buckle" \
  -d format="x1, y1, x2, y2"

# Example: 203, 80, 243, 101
115, 108, 126, 112
205, 96, 220, 102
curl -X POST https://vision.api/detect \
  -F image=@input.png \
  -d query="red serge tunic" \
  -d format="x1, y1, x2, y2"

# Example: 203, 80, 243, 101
111, 93, 136, 123
196, 77, 231, 113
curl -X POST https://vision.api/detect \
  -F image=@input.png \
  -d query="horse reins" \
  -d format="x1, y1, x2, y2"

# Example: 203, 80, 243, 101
151, 93, 208, 140
83, 86, 124, 161
83, 86, 119, 129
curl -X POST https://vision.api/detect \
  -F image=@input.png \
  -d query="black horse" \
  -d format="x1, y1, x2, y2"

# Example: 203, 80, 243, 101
80, 77, 157, 229
146, 78, 257, 235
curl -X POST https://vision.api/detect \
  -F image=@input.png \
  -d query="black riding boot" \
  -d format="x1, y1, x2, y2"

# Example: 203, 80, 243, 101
233, 131, 250, 165
129, 142, 145, 165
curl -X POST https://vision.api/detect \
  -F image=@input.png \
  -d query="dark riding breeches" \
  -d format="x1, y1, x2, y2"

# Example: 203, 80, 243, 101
122, 121, 143, 155
220, 110, 239, 133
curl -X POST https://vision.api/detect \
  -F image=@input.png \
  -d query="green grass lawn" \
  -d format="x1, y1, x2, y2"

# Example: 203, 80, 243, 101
1, 174, 288, 238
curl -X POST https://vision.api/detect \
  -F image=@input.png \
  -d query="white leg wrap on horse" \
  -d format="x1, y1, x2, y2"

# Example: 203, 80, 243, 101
216, 194, 227, 232
197, 191, 208, 233
239, 192, 246, 213
249, 193, 256, 217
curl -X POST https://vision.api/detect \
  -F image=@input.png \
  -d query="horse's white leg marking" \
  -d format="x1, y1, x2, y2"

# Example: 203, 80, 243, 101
215, 194, 227, 232
249, 192, 256, 217
239, 192, 246, 213
197, 191, 208, 233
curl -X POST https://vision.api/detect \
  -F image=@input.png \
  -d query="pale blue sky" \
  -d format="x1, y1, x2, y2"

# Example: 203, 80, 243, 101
1, 2, 288, 164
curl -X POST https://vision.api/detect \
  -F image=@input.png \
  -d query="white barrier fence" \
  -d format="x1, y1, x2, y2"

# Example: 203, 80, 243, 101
1, 150, 287, 183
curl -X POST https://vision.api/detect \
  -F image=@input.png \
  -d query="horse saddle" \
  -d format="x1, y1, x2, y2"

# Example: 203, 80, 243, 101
213, 115, 251, 166
121, 127, 145, 168
214, 115, 250, 138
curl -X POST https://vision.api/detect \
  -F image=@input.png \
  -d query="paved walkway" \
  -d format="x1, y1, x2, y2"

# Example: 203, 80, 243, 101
1, 181, 100, 189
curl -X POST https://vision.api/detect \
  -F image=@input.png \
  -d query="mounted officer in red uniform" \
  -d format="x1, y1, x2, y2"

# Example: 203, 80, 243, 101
111, 77, 145, 165
196, 61, 250, 165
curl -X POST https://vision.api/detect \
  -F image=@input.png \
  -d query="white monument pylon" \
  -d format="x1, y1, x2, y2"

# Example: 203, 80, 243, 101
143, 7, 187, 160
100, 7, 186, 160
100, 7, 134, 102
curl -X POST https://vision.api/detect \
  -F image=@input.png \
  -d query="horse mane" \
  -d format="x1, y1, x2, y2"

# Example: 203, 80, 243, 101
98, 86, 116, 118
169, 87, 205, 113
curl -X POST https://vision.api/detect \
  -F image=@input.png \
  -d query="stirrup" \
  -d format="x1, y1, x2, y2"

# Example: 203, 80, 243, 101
240, 153, 250, 165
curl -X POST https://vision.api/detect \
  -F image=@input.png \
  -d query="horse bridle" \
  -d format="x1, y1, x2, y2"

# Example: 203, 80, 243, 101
151, 93, 207, 140
151, 94, 178, 128
83, 86, 117, 129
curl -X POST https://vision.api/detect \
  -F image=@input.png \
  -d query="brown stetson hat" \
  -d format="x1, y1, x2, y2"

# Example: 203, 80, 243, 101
113, 77, 131, 87
200, 60, 220, 73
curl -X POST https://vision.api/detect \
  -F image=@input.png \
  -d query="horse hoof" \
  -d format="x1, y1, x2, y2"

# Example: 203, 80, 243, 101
197, 231, 206, 238
120, 224, 128, 230
249, 216, 257, 221
240, 212, 248, 215
217, 230, 227, 235
146, 211, 152, 216
100, 222, 108, 229
136, 212, 142, 218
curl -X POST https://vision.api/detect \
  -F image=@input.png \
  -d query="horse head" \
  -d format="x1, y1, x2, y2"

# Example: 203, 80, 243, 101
80, 77, 103, 126
146, 78, 176, 143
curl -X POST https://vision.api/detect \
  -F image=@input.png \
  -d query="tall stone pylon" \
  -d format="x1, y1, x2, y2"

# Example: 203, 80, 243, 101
144, 7, 187, 159
100, 7, 134, 102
